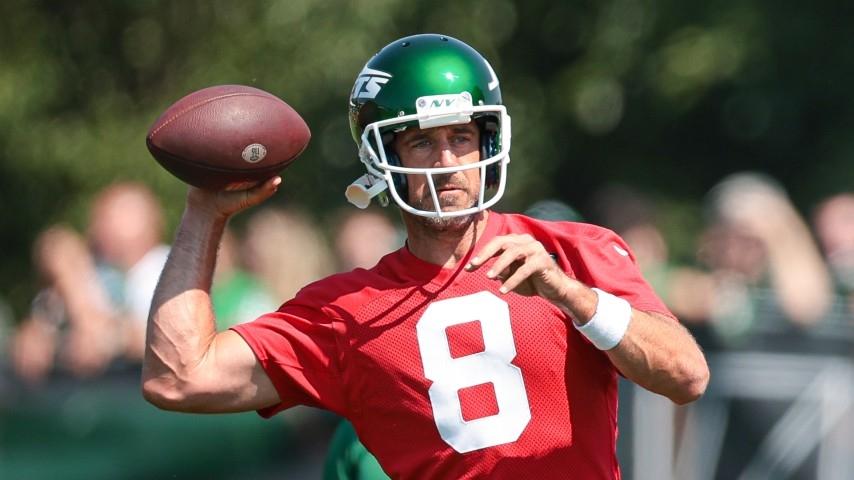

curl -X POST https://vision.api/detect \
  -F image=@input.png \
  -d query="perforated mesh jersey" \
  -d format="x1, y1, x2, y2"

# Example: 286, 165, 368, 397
233, 212, 674, 479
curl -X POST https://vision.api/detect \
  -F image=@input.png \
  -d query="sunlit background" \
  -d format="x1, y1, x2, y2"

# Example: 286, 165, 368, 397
1, 0, 853, 479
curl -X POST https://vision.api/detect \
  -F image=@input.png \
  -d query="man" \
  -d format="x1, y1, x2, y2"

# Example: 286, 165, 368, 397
813, 192, 854, 317
14, 182, 168, 383
142, 34, 709, 479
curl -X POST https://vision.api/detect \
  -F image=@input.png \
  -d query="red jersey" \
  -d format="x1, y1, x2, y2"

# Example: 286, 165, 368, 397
231, 211, 673, 479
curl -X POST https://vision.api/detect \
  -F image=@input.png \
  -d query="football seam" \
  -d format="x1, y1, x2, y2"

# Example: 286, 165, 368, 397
148, 92, 277, 138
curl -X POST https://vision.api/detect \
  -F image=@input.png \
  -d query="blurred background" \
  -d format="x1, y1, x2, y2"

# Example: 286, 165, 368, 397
1, 0, 853, 478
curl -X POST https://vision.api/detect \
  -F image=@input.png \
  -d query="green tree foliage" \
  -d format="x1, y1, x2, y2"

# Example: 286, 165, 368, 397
1, 0, 852, 317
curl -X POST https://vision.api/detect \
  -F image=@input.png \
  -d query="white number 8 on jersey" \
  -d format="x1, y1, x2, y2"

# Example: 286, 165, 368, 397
416, 291, 532, 453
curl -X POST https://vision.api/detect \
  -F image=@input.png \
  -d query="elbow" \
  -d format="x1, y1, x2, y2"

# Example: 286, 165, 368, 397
142, 378, 186, 411
141, 374, 199, 412
671, 361, 710, 405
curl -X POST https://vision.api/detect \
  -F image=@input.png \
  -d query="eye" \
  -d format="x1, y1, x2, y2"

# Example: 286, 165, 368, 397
450, 134, 474, 145
410, 138, 432, 149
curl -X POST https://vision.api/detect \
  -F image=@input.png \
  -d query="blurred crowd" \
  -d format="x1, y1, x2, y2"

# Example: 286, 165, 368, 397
1, 173, 853, 386
2, 181, 403, 388
0, 174, 851, 479
0, 172, 854, 392
9, 183, 170, 384
584, 174, 854, 478
589, 173, 854, 354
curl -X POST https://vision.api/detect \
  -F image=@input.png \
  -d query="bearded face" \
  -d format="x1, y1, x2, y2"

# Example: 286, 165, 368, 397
392, 122, 482, 230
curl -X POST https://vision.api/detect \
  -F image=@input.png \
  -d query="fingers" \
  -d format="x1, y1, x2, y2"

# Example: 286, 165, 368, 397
227, 176, 281, 214
466, 234, 533, 271
486, 242, 534, 280
242, 176, 282, 208
466, 234, 554, 295
188, 176, 282, 219
496, 260, 539, 294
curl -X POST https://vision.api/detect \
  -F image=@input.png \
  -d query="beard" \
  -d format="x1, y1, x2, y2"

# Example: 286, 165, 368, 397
406, 173, 481, 231
412, 205, 479, 231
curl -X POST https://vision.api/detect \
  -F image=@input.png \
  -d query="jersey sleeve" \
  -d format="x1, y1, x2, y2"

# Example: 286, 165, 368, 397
567, 226, 675, 319
230, 296, 345, 417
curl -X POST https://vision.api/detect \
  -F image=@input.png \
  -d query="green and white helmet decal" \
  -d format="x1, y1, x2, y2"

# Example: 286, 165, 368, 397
345, 34, 511, 218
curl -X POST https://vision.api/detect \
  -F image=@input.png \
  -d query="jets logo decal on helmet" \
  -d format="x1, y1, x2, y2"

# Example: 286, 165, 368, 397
352, 66, 392, 100
485, 59, 500, 91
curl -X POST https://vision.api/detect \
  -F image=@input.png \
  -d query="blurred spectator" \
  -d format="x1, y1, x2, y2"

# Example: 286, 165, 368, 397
587, 184, 716, 326
243, 207, 335, 302
0, 295, 12, 358
812, 192, 854, 318
211, 228, 276, 330
331, 208, 402, 271
11, 182, 169, 384
0, 295, 12, 392
88, 182, 170, 360
524, 199, 583, 223
324, 419, 388, 480
588, 184, 668, 275
12, 226, 116, 383
590, 179, 838, 478
697, 172, 833, 347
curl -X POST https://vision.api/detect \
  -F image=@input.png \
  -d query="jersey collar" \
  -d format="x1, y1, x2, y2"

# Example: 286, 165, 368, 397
391, 211, 506, 285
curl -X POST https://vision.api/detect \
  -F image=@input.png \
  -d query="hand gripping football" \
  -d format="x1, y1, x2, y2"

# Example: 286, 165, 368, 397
146, 84, 311, 190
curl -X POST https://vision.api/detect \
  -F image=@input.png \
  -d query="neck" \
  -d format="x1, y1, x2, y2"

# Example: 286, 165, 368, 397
402, 210, 489, 269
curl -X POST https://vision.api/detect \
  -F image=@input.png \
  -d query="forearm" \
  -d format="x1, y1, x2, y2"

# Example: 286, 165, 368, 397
605, 310, 708, 404
54, 268, 113, 326
765, 232, 833, 325
142, 206, 226, 396
555, 280, 710, 404
45, 232, 115, 331
468, 232, 710, 404
142, 180, 282, 412
49, 247, 118, 364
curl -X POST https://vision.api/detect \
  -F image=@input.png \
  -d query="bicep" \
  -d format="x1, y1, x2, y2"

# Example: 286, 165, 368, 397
190, 329, 281, 413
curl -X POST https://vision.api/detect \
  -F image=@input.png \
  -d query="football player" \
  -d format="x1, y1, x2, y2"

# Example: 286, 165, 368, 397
143, 34, 709, 479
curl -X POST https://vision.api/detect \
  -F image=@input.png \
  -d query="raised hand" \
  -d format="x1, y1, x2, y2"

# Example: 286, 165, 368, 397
466, 233, 569, 302
186, 176, 282, 221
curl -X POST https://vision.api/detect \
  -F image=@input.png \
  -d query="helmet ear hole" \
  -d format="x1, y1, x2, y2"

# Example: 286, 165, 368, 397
386, 152, 408, 201
477, 117, 500, 188
381, 134, 409, 201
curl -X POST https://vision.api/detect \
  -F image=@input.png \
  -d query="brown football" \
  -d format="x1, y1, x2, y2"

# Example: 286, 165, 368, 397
146, 84, 310, 190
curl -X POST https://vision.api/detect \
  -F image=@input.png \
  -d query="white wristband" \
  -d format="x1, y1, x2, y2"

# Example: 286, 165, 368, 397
574, 288, 632, 350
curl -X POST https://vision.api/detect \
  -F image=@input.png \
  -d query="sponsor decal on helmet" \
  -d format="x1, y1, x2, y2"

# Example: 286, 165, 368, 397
415, 92, 474, 129
353, 66, 392, 100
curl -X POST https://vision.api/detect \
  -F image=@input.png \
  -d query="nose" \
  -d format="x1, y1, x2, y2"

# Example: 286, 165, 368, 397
437, 144, 460, 167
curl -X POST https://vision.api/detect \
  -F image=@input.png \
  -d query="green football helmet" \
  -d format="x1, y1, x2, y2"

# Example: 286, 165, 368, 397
346, 34, 511, 218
